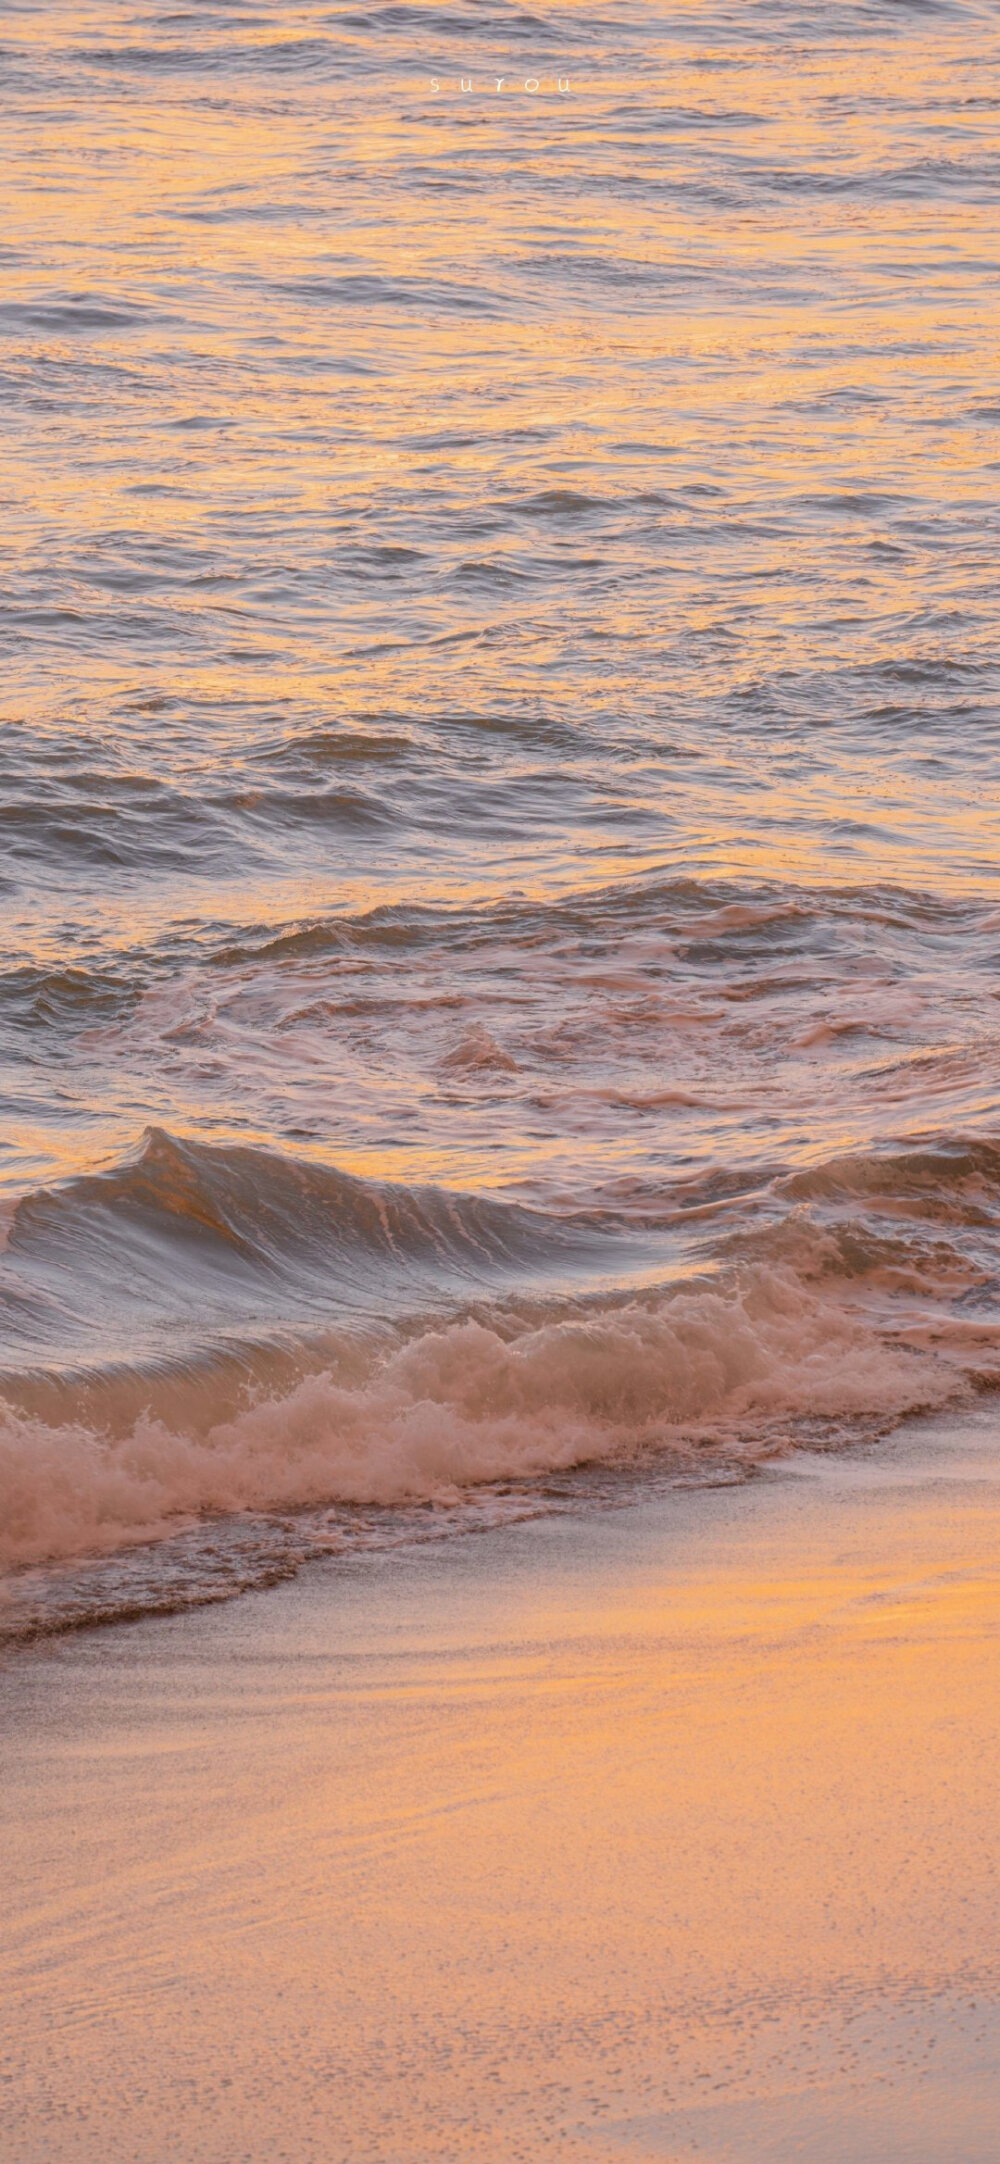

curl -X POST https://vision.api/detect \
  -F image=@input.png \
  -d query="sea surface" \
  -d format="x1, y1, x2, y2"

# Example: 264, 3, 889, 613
2, 0, 999, 1638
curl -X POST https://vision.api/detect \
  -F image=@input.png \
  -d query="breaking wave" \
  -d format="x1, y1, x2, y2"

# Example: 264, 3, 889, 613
2, 1126, 999, 1631
0, 1276, 982, 1577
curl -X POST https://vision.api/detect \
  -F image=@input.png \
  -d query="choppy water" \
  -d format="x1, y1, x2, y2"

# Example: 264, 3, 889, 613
3, 0, 1000, 1637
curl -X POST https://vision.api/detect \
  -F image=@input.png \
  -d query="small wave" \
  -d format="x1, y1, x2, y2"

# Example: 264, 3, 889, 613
341, 4, 560, 36
0, 294, 159, 333
0, 963, 141, 1038
221, 783, 399, 833
516, 490, 611, 518
0, 768, 233, 874
204, 871, 972, 975
782, 1139, 1000, 1223
273, 274, 509, 316
0, 1129, 611, 1359
440, 1026, 519, 1073
259, 727, 415, 769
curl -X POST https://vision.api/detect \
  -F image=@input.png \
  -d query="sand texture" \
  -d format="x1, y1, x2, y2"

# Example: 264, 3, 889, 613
3, 1415, 999, 2162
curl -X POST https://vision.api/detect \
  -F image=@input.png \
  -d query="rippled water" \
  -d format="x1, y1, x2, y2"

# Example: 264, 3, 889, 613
2, 0, 1000, 1636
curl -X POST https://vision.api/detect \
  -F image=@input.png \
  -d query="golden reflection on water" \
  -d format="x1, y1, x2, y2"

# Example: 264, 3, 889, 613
3, 4, 999, 1193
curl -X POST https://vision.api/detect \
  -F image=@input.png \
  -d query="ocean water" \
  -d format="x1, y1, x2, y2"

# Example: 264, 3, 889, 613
2, 0, 1000, 1637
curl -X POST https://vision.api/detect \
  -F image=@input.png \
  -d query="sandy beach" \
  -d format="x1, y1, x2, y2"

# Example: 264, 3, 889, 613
3, 1412, 998, 2164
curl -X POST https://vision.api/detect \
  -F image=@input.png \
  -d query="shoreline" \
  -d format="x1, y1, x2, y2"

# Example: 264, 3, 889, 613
3, 1409, 999, 2161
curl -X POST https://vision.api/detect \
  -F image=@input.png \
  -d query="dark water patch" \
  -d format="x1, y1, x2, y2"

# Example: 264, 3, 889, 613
0, 965, 143, 1041
341, 2, 557, 30
74, 36, 343, 77
273, 273, 510, 315
0, 774, 237, 875
795, 491, 914, 516
221, 783, 401, 833
513, 489, 611, 519
0, 295, 169, 335
453, 557, 534, 588
257, 725, 415, 770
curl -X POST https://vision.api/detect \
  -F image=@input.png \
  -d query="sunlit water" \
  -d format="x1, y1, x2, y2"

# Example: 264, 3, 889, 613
2, 0, 1000, 1635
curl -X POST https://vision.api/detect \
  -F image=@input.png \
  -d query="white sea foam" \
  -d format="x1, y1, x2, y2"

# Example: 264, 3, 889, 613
1, 1267, 982, 1572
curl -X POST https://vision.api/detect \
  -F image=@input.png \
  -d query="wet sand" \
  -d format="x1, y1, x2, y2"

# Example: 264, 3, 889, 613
3, 1414, 999, 2163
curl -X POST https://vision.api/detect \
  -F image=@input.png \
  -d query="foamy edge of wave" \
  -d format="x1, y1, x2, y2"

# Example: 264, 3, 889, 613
1, 1268, 983, 1572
